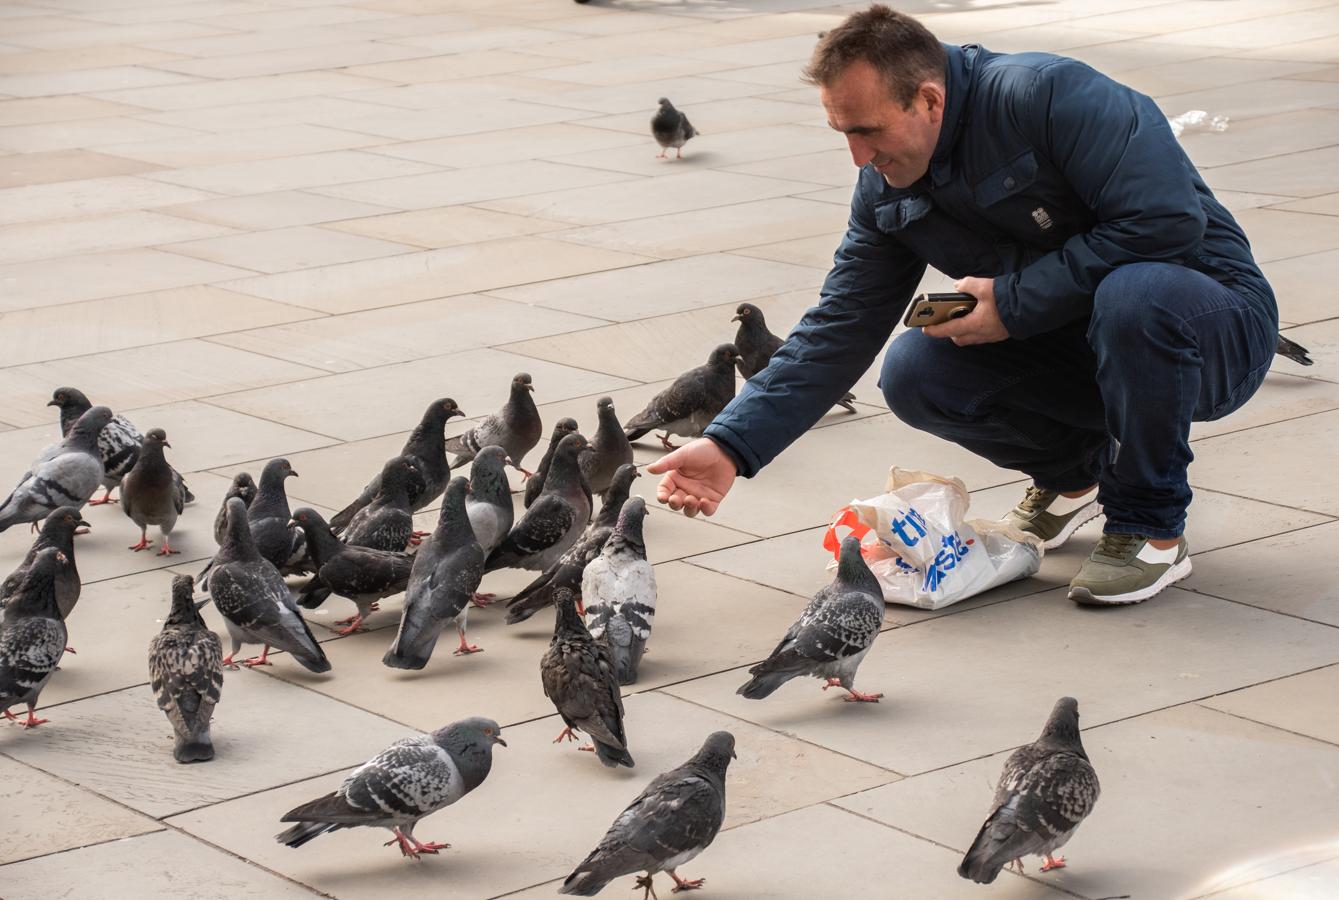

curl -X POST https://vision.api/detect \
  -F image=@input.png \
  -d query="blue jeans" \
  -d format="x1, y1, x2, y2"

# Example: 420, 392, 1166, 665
879, 262, 1278, 539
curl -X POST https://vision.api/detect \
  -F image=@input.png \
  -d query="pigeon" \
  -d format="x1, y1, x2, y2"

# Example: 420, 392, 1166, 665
209, 498, 330, 672
583, 497, 656, 686
733, 303, 857, 413
524, 417, 580, 509
344, 456, 419, 553
1276, 334, 1313, 366
651, 97, 698, 161
582, 397, 634, 500
47, 387, 175, 507
464, 446, 513, 607
0, 548, 68, 729
737, 535, 885, 702
624, 344, 740, 451
214, 472, 256, 545
446, 372, 543, 477
147, 575, 223, 763
959, 697, 1101, 883
292, 508, 413, 635
0, 507, 87, 620
276, 716, 506, 859
330, 398, 464, 533
121, 428, 187, 556
506, 464, 639, 626
486, 433, 592, 574
384, 478, 486, 669
245, 458, 309, 574
0, 406, 111, 533
540, 586, 634, 768
560, 731, 736, 897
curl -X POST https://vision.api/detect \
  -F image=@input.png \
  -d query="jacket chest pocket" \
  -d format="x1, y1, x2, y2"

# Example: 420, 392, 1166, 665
972, 150, 1075, 248
873, 194, 1005, 277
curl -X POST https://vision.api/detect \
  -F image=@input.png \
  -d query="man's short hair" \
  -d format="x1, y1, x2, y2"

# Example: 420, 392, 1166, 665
803, 5, 947, 107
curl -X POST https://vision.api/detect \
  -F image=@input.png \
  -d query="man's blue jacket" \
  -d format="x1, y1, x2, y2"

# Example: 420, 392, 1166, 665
704, 43, 1276, 478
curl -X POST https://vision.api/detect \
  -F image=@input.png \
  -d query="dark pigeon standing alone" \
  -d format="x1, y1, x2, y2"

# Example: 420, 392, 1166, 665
525, 418, 580, 509
623, 344, 740, 450
0, 406, 111, 533
214, 472, 256, 545
583, 497, 656, 686
276, 717, 506, 859
581, 397, 634, 500
651, 97, 698, 160
959, 697, 1101, 883
0, 507, 87, 620
344, 456, 419, 553
292, 508, 413, 635
446, 373, 543, 477
486, 433, 592, 575
121, 429, 187, 556
147, 575, 223, 763
737, 535, 885, 702
733, 303, 857, 413
48, 387, 147, 506
0, 548, 68, 728
560, 731, 736, 897
464, 446, 513, 607
540, 587, 634, 769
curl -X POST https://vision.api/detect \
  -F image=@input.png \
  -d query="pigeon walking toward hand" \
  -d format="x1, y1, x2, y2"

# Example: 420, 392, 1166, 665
446, 373, 543, 477
733, 303, 857, 412
292, 508, 413, 635
737, 535, 884, 702
541, 587, 634, 768
384, 478, 486, 669
958, 697, 1101, 883
0, 406, 111, 533
0, 548, 68, 729
209, 498, 330, 672
48, 387, 152, 506
1, 507, 87, 620
276, 717, 506, 859
624, 344, 739, 450
344, 456, 420, 553
583, 497, 655, 686
121, 429, 188, 556
651, 97, 698, 160
148, 575, 223, 763
560, 731, 735, 896
525, 418, 580, 509
214, 472, 256, 545
582, 398, 634, 500
486, 433, 592, 574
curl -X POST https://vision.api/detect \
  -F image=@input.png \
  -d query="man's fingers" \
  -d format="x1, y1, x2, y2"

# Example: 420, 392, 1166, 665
682, 496, 701, 518
698, 498, 718, 517
646, 448, 682, 475
655, 473, 676, 503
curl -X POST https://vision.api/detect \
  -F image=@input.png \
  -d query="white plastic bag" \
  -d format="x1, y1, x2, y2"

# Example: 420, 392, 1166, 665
823, 468, 1043, 610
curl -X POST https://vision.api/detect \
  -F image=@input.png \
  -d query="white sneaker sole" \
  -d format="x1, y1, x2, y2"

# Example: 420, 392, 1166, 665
1044, 500, 1104, 550
1069, 557, 1193, 606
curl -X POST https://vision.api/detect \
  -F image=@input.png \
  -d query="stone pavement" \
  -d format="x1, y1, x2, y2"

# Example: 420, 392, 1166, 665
1, 0, 1337, 897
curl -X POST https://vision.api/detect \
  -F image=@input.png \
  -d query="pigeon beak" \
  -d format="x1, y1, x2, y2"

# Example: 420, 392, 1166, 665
193, 596, 214, 612
731, 749, 738, 760
450, 408, 465, 418
290, 470, 299, 478
162, 440, 172, 448
46, 399, 60, 407
493, 735, 507, 747
730, 314, 741, 322
287, 519, 298, 529
76, 518, 91, 529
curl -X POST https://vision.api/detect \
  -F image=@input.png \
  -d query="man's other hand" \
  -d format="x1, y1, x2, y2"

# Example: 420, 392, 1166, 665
647, 438, 737, 518
923, 276, 1010, 345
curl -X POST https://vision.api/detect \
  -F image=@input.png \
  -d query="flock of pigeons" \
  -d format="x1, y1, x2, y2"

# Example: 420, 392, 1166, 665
0, 304, 1100, 892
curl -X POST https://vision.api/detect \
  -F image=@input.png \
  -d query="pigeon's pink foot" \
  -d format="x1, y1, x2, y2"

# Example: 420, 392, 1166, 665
411, 839, 450, 854
453, 632, 482, 656
129, 535, 151, 552
657, 433, 679, 451
676, 149, 683, 160
407, 534, 422, 547
553, 726, 579, 744
221, 654, 238, 669
517, 466, 536, 479
578, 745, 595, 753
1040, 855, 1067, 872
64, 646, 77, 654
842, 688, 883, 703
333, 615, 366, 636
656, 150, 667, 159
635, 874, 660, 900
88, 490, 118, 506
241, 646, 273, 667
575, 597, 586, 617
1008, 858, 1024, 873
385, 829, 420, 859
469, 592, 496, 608
6, 706, 49, 729
411, 530, 429, 541
820, 677, 844, 692
369, 602, 381, 612
156, 540, 179, 556
30, 522, 40, 533
669, 870, 705, 892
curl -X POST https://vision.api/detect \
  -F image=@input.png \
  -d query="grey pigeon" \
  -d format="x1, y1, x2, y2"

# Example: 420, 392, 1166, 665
276, 716, 506, 859
214, 472, 256, 545
344, 456, 419, 553
733, 303, 857, 413
292, 507, 413, 635
1276, 334, 1312, 366
0, 406, 111, 533
245, 458, 308, 574
651, 97, 698, 160
583, 497, 656, 686
525, 417, 579, 509
1, 507, 87, 620
147, 575, 223, 763
330, 398, 464, 533
582, 398, 634, 500
560, 731, 735, 896
624, 344, 739, 450
0, 548, 68, 729
210, 498, 330, 672
446, 372, 543, 477
486, 433, 592, 574
121, 428, 187, 556
540, 587, 633, 768
738, 535, 884, 702
384, 478, 486, 669
48, 387, 153, 506
464, 446, 513, 607
959, 696, 1101, 883
506, 464, 639, 626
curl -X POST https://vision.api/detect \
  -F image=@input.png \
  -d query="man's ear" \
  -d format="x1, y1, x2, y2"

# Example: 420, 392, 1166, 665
919, 80, 947, 122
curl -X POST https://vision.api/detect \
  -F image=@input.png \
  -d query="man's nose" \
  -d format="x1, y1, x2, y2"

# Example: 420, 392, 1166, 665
845, 135, 875, 167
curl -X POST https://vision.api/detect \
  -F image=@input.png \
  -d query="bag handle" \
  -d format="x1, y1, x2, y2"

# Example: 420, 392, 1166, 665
823, 506, 872, 560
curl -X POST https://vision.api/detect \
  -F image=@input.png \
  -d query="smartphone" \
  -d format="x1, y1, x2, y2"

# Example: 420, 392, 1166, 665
902, 292, 978, 328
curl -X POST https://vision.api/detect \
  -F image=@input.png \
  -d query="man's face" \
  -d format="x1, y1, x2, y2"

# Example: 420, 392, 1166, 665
820, 60, 945, 189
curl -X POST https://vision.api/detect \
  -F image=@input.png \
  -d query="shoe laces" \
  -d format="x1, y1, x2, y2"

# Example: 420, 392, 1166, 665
1014, 486, 1057, 517
1093, 532, 1145, 561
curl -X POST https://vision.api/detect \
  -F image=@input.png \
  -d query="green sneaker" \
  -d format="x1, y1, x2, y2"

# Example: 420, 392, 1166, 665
1068, 533, 1191, 606
1004, 485, 1102, 550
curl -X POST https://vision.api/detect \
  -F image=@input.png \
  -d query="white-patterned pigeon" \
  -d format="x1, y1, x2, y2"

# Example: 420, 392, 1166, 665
121, 428, 187, 556
624, 345, 739, 450
446, 372, 543, 477
0, 406, 111, 533
148, 575, 223, 763
276, 716, 506, 859
48, 387, 147, 506
733, 303, 856, 412
582, 397, 634, 500
1, 507, 86, 620
344, 456, 420, 553
959, 696, 1100, 883
486, 433, 592, 574
737, 535, 884, 702
292, 508, 413, 635
0, 548, 68, 729
560, 731, 735, 896
651, 97, 698, 160
525, 418, 580, 509
583, 497, 655, 686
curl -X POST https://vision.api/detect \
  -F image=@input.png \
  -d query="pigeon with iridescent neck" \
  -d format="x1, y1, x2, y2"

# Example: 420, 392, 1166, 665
581, 397, 634, 500
732, 303, 856, 413
48, 387, 148, 506
446, 373, 542, 477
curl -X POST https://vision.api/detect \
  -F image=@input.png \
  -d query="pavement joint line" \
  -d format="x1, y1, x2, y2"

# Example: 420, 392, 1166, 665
1192, 701, 1339, 752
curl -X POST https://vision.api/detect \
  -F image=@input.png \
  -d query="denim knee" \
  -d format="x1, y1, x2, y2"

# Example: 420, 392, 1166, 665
879, 332, 941, 428
1088, 262, 1182, 348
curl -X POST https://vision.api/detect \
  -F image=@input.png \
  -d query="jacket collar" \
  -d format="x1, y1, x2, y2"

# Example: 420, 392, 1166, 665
927, 43, 977, 188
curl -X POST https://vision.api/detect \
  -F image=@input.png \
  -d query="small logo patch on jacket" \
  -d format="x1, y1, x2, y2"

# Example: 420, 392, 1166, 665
1031, 207, 1054, 231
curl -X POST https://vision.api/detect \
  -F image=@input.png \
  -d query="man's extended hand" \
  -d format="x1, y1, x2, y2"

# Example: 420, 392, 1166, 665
923, 276, 1010, 345
647, 438, 737, 518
